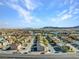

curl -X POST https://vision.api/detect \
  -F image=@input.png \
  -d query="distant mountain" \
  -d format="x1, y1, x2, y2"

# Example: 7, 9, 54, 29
42, 26, 79, 29
73, 26, 79, 28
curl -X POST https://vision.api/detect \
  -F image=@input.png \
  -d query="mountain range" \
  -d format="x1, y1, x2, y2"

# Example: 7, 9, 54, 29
42, 26, 79, 29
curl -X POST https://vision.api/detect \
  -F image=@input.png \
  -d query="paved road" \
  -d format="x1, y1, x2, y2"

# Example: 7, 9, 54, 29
0, 54, 79, 59
23, 36, 35, 53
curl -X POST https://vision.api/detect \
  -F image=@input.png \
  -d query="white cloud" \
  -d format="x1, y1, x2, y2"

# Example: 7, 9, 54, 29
54, 9, 72, 21
60, 14, 72, 21
57, 10, 68, 17
1, 0, 79, 27
50, 0, 76, 22
0, 0, 42, 23
57, 0, 79, 21
72, 8, 79, 14
23, 0, 38, 10
7, 3, 32, 23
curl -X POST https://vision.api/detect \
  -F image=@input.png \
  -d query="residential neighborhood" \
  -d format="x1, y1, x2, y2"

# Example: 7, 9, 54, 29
0, 29, 79, 55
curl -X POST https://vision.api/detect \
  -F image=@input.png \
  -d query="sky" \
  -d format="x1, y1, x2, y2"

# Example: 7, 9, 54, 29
0, 0, 79, 28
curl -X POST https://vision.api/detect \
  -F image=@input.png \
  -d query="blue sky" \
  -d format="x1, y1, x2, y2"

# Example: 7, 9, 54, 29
0, 0, 79, 28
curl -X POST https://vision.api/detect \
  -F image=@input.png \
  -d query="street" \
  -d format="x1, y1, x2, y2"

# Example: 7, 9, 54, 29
0, 53, 79, 59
